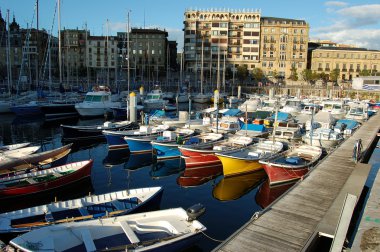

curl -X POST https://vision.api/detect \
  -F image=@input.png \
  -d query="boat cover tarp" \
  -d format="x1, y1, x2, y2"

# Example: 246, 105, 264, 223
239, 121, 267, 132
270, 112, 291, 121
335, 119, 359, 129
313, 111, 336, 124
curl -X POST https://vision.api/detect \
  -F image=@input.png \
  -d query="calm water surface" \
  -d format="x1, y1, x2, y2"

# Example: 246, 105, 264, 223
0, 112, 291, 251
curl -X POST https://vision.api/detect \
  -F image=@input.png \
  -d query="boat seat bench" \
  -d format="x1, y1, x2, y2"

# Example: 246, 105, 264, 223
119, 221, 140, 243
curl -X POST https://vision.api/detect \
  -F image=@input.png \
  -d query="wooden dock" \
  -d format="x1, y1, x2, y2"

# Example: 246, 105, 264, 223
351, 161, 380, 251
214, 113, 380, 252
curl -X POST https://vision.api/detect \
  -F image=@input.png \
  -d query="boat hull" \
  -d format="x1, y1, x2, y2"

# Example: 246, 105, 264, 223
152, 142, 180, 160
303, 138, 341, 149
40, 103, 78, 121
217, 155, 263, 177
0, 161, 93, 200
10, 105, 42, 116
124, 137, 154, 154
104, 133, 130, 150
262, 163, 309, 185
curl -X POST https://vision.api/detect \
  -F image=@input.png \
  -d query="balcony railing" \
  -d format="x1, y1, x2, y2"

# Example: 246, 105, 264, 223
325, 68, 330, 71
318, 68, 323, 71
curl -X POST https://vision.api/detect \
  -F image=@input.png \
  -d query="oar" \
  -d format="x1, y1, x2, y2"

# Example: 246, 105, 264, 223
12, 209, 128, 228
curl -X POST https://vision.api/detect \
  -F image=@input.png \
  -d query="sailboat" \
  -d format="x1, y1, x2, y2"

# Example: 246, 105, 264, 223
193, 39, 210, 104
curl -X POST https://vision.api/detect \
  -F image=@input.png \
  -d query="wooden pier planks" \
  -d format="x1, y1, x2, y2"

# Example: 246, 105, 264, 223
215, 113, 380, 252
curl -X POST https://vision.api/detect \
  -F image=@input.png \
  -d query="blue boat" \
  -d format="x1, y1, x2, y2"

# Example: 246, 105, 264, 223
237, 120, 269, 137
123, 135, 157, 154
124, 153, 153, 171
334, 119, 360, 136
10, 101, 43, 117
151, 131, 221, 161
150, 158, 186, 179
103, 125, 170, 151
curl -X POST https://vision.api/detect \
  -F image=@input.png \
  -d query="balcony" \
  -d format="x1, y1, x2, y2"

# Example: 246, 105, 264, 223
342, 69, 347, 72
318, 68, 323, 71
356, 68, 361, 72
325, 68, 330, 71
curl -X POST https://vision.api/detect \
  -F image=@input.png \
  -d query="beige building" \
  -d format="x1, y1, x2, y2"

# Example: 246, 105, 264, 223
311, 47, 380, 81
87, 35, 118, 85
183, 8, 261, 87
260, 17, 309, 79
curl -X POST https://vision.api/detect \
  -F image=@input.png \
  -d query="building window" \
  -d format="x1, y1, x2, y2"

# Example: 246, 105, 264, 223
262, 61, 267, 67
269, 62, 274, 67
293, 53, 296, 59
299, 53, 303, 59
270, 52, 274, 58
298, 62, 302, 68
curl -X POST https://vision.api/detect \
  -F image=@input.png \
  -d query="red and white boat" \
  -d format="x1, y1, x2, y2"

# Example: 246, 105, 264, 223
178, 136, 253, 177
259, 145, 322, 185
0, 160, 93, 200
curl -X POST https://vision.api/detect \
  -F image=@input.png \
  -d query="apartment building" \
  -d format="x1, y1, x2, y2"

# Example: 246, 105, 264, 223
86, 35, 118, 84
183, 8, 261, 87
260, 17, 309, 79
311, 47, 380, 81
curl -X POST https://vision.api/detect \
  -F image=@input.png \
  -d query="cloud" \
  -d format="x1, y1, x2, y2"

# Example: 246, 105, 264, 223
313, 4, 380, 50
324, 1, 348, 7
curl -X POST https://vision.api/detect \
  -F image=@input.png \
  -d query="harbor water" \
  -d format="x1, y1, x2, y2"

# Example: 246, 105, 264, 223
0, 111, 293, 251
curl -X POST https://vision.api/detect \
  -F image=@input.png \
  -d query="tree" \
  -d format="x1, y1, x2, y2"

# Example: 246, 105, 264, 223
236, 65, 248, 83
330, 68, 340, 85
319, 72, 329, 84
360, 69, 371, 76
301, 69, 313, 85
288, 65, 298, 81
251, 68, 264, 82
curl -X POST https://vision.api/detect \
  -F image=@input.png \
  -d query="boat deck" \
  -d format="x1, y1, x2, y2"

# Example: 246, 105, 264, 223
214, 113, 380, 251
351, 161, 380, 250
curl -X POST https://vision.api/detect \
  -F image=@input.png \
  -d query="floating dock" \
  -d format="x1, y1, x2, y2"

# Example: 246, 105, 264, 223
214, 113, 380, 251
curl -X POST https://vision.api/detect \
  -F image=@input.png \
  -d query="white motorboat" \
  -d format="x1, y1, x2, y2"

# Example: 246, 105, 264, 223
10, 206, 206, 252
303, 128, 343, 149
345, 102, 369, 122
272, 122, 303, 141
238, 96, 261, 112
280, 99, 303, 116
143, 89, 168, 110
75, 86, 121, 117
321, 100, 346, 120
305, 111, 336, 131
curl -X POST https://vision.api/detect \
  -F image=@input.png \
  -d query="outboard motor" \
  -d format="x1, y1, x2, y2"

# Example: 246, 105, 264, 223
186, 203, 206, 221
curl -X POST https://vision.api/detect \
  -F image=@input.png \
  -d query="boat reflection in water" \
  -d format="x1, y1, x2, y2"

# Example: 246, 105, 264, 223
0, 177, 94, 213
212, 170, 266, 201
255, 179, 296, 209
103, 149, 130, 167
177, 173, 219, 188
124, 153, 153, 171
150, 158, 185, 179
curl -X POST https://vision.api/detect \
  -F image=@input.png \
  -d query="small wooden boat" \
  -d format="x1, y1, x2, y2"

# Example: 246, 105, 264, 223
61, 120, 139, 141
0, 144, 73, 172
179, 136, 253, 177
0, 142, 30, 152
152, 132, 222, 160
259, 145, 322, 185
0, 187, 163, 233
215, 140, 284, 177
10, 206, 206, 252
103, 125, 171, 151
0, 146, 40, 160
302, 128, 343, 149
0, 160, 93, 200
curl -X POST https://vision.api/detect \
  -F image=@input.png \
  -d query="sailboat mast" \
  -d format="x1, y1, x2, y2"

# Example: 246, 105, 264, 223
6, 9, 12, 95
106, 19, 109, 87
127, 11, 130, 94
36, 0, 39, 90
216, 41, 220, 91
58, 0, 62, 84
200, 38, 204, 95
85, 22, 89, 90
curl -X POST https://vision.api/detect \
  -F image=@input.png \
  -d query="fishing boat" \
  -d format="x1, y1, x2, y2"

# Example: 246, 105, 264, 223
271, 122, 303, 141
212, 170, 266, 201
75, 86, 121, 117
303, 128, 343, 149
259, 145, 322, 185
61, 120, 139, 141
0, 160, 93, 200
0, 187, 163, 234
215, 140, 284, 177
152, 132, 222, 161
0, 146, 40, 161
280, 98, 303, 116
123, 135, 159, 155
0, 144, 72, 172
321, 100, 346, 120
143, 88, 168, 110
333, 119, 360, 137
0, 142, 31, 152
10, 206, 206, 252
345, 103, 369, 122
103, 125, 171, 151
179, 136, 253, 177
210, 118, 240, 133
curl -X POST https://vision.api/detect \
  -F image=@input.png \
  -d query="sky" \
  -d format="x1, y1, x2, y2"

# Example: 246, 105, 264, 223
1, 0, 380, 51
